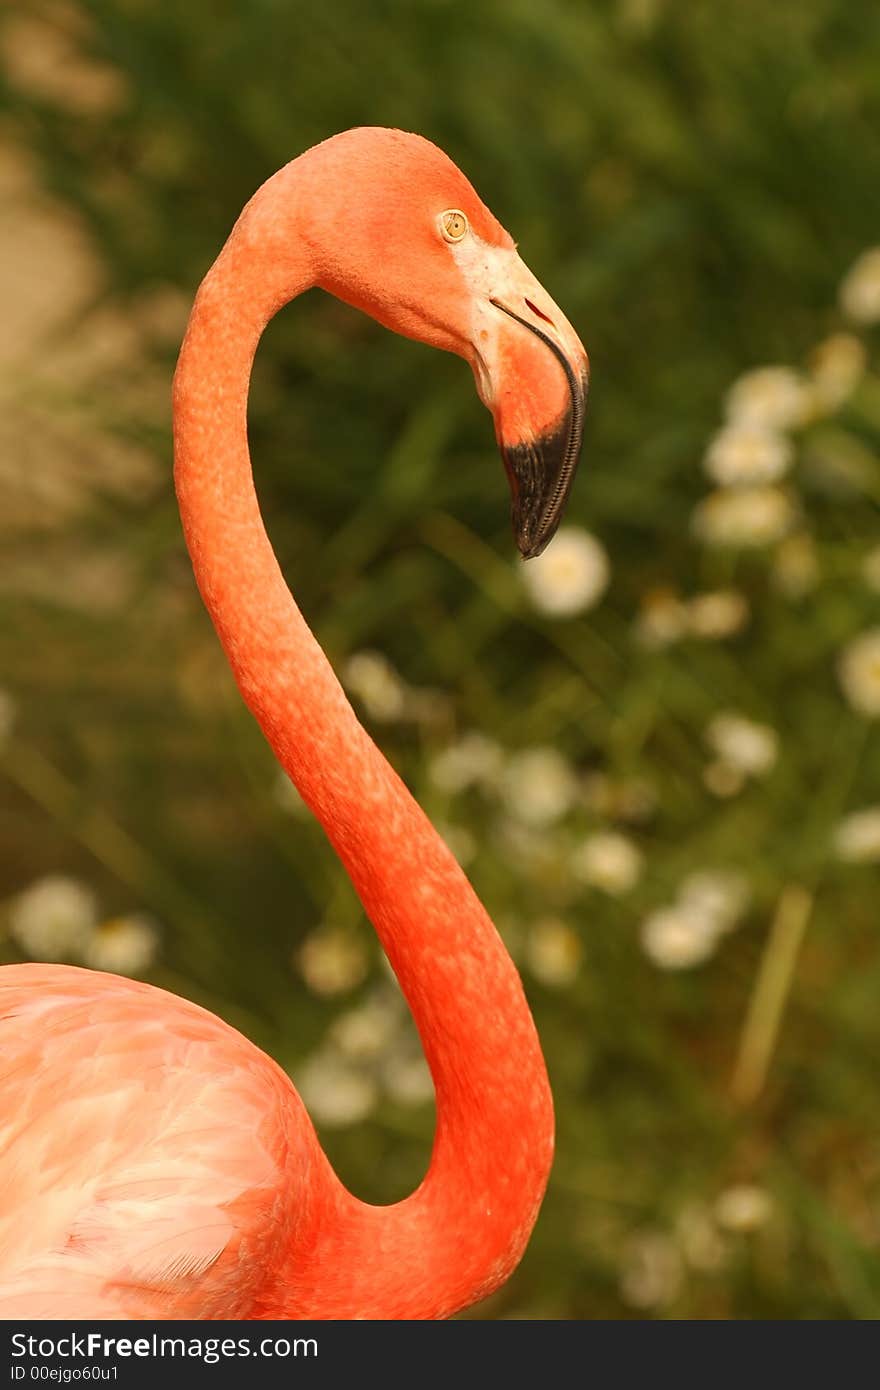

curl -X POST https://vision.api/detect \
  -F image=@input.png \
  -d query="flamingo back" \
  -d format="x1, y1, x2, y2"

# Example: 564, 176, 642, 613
0, 964, 312, 1318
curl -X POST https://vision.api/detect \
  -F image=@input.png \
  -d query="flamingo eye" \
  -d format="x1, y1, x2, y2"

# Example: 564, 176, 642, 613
440, 210, 469, 243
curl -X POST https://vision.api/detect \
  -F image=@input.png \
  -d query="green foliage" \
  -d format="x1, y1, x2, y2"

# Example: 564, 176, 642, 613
1, 0, 879, 1318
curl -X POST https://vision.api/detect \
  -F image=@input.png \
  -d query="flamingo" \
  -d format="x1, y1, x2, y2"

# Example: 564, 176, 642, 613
0, 128, 588, 1320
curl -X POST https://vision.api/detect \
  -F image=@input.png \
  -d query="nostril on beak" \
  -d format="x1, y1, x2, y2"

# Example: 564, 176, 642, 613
524, 297, 555, 328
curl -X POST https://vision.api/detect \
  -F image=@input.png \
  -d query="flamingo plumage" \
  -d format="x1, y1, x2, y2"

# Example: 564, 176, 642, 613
0, 128, 588, 1320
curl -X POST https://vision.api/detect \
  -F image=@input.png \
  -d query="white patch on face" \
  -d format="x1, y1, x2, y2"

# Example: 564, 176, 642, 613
442, 229, 583, 412
445, 233, 517, 406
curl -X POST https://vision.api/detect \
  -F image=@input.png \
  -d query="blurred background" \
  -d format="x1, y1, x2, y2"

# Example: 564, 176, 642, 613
1, 0, 879, 1319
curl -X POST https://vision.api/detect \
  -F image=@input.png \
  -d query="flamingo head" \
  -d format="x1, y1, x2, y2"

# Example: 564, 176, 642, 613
302, 128, 589, 558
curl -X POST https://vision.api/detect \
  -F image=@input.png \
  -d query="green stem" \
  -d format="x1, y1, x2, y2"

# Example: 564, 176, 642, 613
731, 883, 813, 1107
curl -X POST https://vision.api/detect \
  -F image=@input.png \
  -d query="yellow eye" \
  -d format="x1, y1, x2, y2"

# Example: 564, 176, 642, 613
440, 209, 469, 242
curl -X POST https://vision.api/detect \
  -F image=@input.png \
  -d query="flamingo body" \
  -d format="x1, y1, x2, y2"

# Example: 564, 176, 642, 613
0, 965, 308, 1319
0, 129, 588, 1320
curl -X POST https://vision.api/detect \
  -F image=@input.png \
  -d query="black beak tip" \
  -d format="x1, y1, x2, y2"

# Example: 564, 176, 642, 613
515, 523, 556, 562
503, 394, 586, 561
489, 297, 588, 560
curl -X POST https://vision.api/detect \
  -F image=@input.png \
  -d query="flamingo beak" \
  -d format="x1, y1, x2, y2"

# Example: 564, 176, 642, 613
467, 250, 589, 560
490, 300, 589, 559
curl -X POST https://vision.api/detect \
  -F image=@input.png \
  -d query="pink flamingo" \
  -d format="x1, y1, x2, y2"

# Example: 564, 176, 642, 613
0, 129, 588, 1320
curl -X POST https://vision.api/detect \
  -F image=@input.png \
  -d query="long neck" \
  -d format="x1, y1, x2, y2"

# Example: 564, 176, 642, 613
172, 174, 553, 1320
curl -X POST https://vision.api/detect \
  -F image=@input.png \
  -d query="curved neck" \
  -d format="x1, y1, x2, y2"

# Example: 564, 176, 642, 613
172, 175, 553, 1319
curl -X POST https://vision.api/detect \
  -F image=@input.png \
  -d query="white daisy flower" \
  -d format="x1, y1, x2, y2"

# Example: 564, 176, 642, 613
83, 913, 160, 976
703, 424, 793, 488
520, 526, 609, 617
839, 247, 880, 324
833, 807, 880, 864
633, 588, 688, 649
342, 650, 406, 722
427, 732, 503, 794
686, 590, 749, 640
571, 831, 643, 896
525, 917, 582, 987
330, 997, 399, 1059
715, 1185, 773, 1233
9, 876, 97, 961
692, 486, 796, 548
295, 1051, 377, 1128
640, 904, 720, 970
725, 366, 810, 430
297, 925, 369, 997
679, 870, 750, 934
838, 628, 880, 718
501, 747, 578, 827
706, 712, 778, 778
